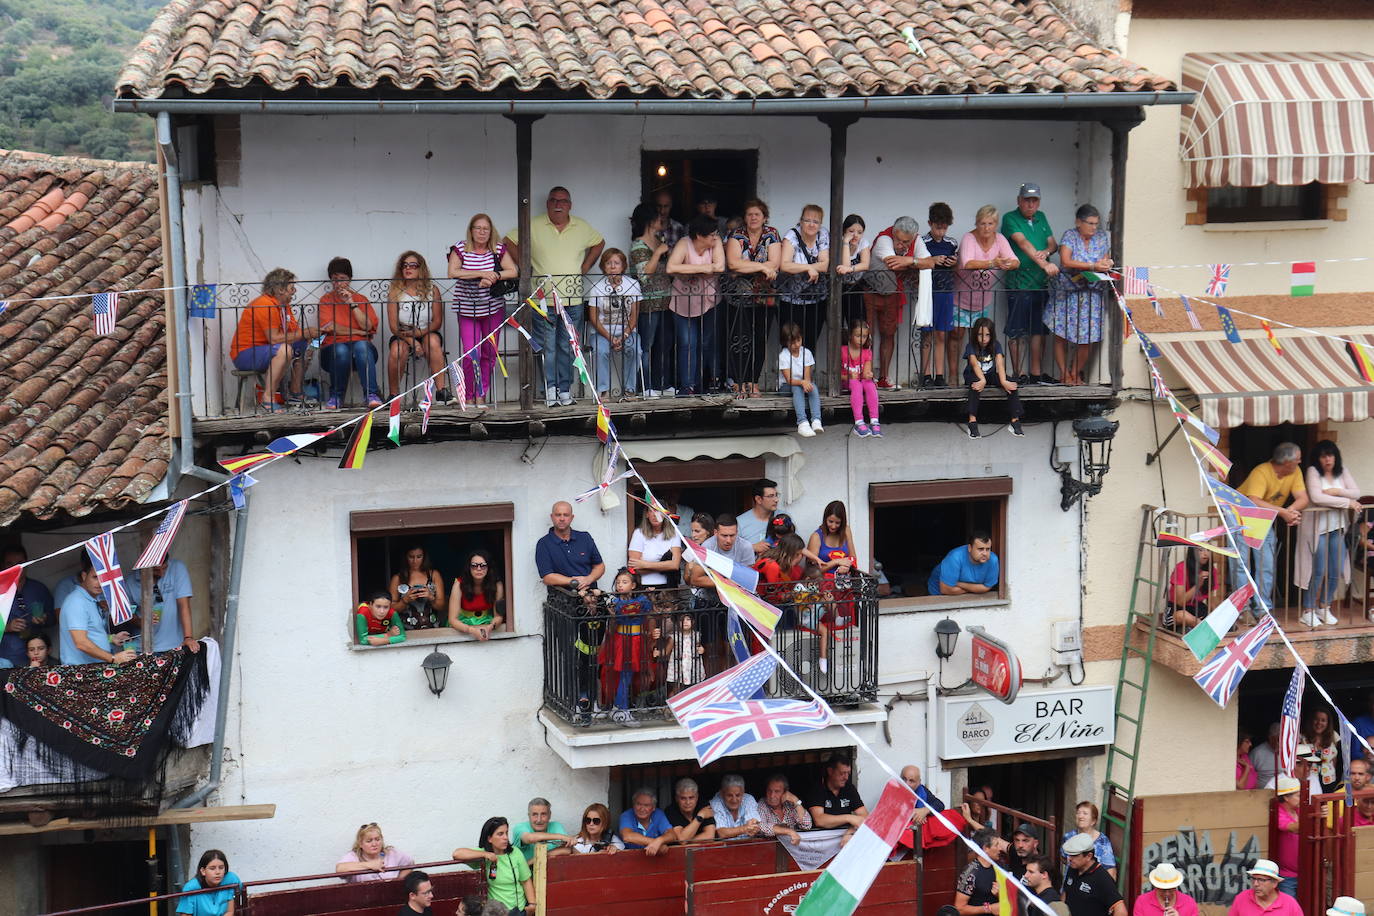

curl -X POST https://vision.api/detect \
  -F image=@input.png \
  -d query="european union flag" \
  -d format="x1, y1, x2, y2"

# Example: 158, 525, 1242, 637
1215, 305, 1241, 343
1136, 330, 1162, 359
189, 284, 217, 318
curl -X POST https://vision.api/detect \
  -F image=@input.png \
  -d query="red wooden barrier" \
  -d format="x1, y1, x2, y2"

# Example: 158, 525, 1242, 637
246, 868, 484, 916
690, 860, 919, 915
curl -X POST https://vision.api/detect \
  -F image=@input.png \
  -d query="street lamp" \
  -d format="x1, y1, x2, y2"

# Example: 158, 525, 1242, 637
934, 617, 961, 660
1059, 405, 1119, 511
421, 649, 452, 698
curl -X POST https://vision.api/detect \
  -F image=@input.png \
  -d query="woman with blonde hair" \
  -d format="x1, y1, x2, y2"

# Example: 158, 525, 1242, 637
387, 250, 448, 401
335, 822, 415, 882
571, 803, 624, 854
449, 214, 517, 405
778, 204, 831, 352
954, 205, 1019, 342
228, 267, 317, 412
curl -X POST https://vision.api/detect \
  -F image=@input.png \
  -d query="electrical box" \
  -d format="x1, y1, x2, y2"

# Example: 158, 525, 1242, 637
1052, 620, 1083, 665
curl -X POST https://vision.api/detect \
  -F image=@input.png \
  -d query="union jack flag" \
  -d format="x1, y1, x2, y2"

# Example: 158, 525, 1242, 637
1148, 364, 1171, 400
85, 533, 134, 626
1193, 615, 1276, 708
420, 378, 435, 434
1278, 667, 1304, 777
92, 291, 119, 336
682, 697, 833, 765
133, 499, 188, 570
1207, 264, 1231, 297
1148, 287, 1164, 318
1123, 267, 1151, 296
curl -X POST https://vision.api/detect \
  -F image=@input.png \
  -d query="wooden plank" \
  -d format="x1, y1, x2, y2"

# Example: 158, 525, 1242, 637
692, 861, 917, 914
0, 803, 276, 836
1139, 791, 1269, 833
248, 869, 481, 916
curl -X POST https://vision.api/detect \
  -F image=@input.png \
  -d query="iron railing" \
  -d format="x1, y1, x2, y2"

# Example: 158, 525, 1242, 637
542, 575, 879, 727
1146, 506, 1373, 635
188, 271, 1114, 419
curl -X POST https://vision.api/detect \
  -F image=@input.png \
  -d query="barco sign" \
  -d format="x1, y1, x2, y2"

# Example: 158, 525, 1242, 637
939, 686, 1116, 760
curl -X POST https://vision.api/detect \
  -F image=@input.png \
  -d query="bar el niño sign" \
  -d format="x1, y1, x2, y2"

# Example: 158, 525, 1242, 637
940, 686, 1116, 759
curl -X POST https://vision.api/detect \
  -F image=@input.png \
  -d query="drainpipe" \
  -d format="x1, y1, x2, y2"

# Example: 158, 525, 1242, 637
156, 112, 222, 485
166, 495, 250, 884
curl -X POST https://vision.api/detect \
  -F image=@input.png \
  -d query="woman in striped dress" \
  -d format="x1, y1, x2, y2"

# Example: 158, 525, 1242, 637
448, 213, 517, 405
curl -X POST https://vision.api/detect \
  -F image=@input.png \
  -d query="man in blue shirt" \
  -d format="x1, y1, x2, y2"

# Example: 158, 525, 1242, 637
928, 531, 1000, 597
59, 556, 137, 666
534, 501, 605, 594
0, 544, 53, 667
126, 558, 201, 653
618, 788, 674, 855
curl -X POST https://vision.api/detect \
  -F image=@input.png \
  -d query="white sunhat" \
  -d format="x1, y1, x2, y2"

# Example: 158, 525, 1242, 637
1328, 897, 1365, 916
1149, 863, 1185, 889
1247, 859, 1281, 880
1276, 775, 1302, 796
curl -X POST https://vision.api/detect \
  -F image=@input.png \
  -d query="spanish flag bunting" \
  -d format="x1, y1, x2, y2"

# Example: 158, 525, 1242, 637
1154, 531, 1239, 560
220, 451, 276, 475
526, 289, 548, 320
387, 399, 401, 446
1261, 320, 1283, 354
338, 414, 374, 470
1187, 435, 1232, 476
1348, 342, 1374, 383
996, 864, 1020, 916
596, 404, 611, 443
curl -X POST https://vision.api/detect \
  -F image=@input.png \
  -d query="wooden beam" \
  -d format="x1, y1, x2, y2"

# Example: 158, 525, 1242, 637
506, 114, 543, 411
0, 803, 276, 837
822, 114, 858, 397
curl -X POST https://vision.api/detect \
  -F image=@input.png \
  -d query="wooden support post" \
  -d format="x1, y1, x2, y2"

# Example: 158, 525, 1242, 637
507, 114, 543, 410
1106, 119, 1137, 393
823, 115, 858, 398
138, 526, 155, 654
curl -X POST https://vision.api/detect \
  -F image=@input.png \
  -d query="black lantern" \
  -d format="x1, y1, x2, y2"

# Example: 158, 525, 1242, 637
934, 617, 962, 660
1060, 405, 1119, 511
421, 649, 452, 698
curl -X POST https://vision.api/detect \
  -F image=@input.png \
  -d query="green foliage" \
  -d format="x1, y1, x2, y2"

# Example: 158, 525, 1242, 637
0, 0, 161, 160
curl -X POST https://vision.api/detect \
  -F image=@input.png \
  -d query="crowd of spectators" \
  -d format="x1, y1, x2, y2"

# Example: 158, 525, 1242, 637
0, 544, 201, 671
226, 182, 1111, 413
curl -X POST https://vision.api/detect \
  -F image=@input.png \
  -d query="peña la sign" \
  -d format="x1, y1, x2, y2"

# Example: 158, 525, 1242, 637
940, 685, 1116, 760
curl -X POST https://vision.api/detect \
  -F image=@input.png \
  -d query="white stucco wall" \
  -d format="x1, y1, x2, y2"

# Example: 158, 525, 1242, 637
186, 418, 1085, 879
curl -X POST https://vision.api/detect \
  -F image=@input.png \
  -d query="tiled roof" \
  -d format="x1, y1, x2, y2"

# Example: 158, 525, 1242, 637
116, 0, 1174, 101
0, 151, 170, 527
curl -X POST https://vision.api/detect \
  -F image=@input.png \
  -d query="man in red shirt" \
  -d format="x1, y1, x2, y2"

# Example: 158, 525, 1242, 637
1227, 860, 1302, 916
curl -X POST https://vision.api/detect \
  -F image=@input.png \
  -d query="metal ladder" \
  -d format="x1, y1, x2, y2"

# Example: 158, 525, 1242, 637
1099, 508, 1163, 887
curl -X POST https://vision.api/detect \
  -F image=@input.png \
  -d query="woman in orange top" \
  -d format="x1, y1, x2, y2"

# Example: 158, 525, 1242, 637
318, 256, 381, 410
386, 251, 448, 401
229, 267, 316, 411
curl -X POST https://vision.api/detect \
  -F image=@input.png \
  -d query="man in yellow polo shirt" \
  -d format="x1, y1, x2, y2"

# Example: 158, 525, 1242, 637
1234, 442, 1308, 618
506, 186, 605, 407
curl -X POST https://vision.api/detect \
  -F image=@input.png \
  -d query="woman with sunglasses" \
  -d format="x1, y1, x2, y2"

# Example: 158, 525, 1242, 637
571, 803, 624, 854
335, 822, 414, 883
453, 817, 536, 914
386, 250, 448, 401
449, 548, 505, 640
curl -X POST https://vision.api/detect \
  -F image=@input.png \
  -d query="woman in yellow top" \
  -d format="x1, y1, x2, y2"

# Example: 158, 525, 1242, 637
229, 268, 317, 412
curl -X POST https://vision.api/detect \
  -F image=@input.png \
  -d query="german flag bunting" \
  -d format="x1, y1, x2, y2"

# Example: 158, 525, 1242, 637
1348, 342, 1374, 383
338, 414, 374, 469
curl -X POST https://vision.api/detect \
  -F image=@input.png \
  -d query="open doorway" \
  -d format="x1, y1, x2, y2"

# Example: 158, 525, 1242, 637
966, 758, 1068, 838
627, 456, 768, 537
641, 150, 759, 226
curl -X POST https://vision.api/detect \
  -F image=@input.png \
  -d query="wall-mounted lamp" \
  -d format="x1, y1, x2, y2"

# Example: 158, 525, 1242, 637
1058, 405, 1119, 511
934, 617, 961, 660
421, 649, 452, 698
657, 163, 668, 177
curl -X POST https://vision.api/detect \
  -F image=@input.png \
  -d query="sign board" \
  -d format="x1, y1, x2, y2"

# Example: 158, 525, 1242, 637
969, 626, 1022, 704
940, 685, 1116, 760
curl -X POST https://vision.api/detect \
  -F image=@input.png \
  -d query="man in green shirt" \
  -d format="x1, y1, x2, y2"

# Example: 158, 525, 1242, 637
505, 186, 605, 407
1000, 183, 1058, 385
512, 796, 573, 862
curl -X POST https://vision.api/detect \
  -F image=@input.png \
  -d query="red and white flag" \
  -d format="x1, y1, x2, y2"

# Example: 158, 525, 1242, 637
0, 565, 21, 631
133, 499, 188, 569
1278, 667, 1304, 777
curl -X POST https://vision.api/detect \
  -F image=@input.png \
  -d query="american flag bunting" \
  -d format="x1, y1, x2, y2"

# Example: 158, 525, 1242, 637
92, 291, 119, 336
133, 499, 188, 569
1123, 267, 1151, 296
447, 359, 468, 410
1278, 667, 1303, 777
85, 533, 134, 626
1179, 295, 1202, 331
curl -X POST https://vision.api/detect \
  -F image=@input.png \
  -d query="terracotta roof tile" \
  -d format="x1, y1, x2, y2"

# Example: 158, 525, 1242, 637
116, 0, 1174, 100
0, 151, 169, 528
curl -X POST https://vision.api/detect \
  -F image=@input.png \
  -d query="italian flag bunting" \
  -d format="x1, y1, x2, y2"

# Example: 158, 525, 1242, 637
1184, 583, 1254, 661
387, 399, 401, 446
794, 780, 915, 916
1290, 262, 1315, 297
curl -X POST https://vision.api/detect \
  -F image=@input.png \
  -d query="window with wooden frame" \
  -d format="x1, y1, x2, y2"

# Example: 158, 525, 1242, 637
625, 456, 767, 537
350, 503, 514, 641
868, 478, 1012, 605
1191, 182, 1337, 224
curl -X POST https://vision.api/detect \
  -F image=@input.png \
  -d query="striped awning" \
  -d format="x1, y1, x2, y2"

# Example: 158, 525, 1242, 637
1154, 333, 1374, 429
1180, 52, 1374, 188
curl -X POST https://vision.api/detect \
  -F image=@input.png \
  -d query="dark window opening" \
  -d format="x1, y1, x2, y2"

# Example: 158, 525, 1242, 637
870, 478, 1011, 602
627, 456, 767, 534
350, 504, 514, 634
640, 149, 759, 227
1205, 183, 1324, 223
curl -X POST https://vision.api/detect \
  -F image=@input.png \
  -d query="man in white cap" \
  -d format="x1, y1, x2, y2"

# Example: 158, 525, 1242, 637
1227, 860, 1302, 916
1261, 743, 1322, 796
1327, 897, 1366, 916
1062, 832, 1125, 916
1132, 863, 1198, 916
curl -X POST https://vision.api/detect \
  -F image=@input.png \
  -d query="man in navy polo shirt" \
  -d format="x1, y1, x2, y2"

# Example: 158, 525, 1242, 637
536, 501, 605, 594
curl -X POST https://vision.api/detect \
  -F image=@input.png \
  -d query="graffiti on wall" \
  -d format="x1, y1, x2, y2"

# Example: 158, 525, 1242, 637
1142, 827, 1261, 904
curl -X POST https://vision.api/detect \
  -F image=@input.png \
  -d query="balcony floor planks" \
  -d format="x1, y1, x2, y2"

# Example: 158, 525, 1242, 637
194, 386, 1115, 442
